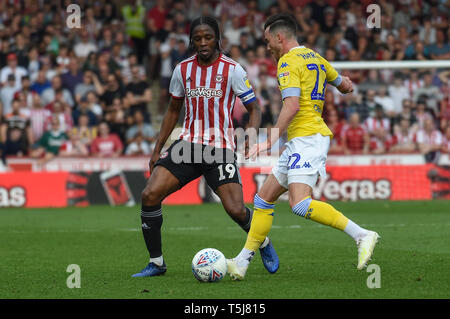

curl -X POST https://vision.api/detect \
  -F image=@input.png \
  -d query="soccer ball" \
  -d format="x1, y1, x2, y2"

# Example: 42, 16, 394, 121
191, 248, 227, 282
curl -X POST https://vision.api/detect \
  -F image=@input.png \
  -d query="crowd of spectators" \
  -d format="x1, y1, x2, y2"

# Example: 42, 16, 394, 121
0, 0, 449, 166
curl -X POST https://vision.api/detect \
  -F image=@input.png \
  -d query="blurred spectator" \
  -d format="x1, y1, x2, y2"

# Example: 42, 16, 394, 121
171, 39, 189, 67
1, 126, 28, 160
121, 52, 146, 85
29, 94, 51, 144
125, 110, 156, 146
103, 95, 130, 143
74, 28, 98, 60
125, 131, 151, 156
393, 99, 418, 135
358, 70, 383, 93
358, 89, 382, 122
1, 99, 32, 149
86, 91, 103, 120
30, 70, 51, 96
72, 97, 98, 127
56, 44, 71, 73
374, 86, 396, 120
224, 16, 249, 47
125, 66, 152, 122
215, 0, 248, 27
404, 70, 424, 97
100, 74, 126, 112
413, 72, 443, 116
0, 53, 28, 88
442, 126, 450, 154
15, 75, 33, 111
59, 130, 89, 157
388, 74, 409, 120
389, 117, 416, 154
341, 112, 370, 155
44, 100, 73, 134
41, 75, 75, 108
416, 117, 443, 162
326, 108, 345, 154
121, 0, 147, 64
90, 121, 123, 158
364, 105, 391, 154
146, 0, 168, 31
414, 99, 434, 131
74, 70, 105, 104
244, 49, 259, 85
428, 29, 450, 60
158, 37, 176, 116
61, 57, 84, 101
0, 74, 20, 117
71, 114, 97, 149
30, 115, 68, 160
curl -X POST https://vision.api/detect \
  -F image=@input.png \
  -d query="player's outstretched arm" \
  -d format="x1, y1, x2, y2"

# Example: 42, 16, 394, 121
336, 75, 354, 94
243, 100, 262, 131
149, 97, 184, 173
246, 96, 299, 159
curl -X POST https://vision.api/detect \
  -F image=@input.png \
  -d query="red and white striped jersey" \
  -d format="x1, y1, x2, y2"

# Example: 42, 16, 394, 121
169, 53, 256, 151
393, 130, 415, 146
415, 129, 443, 146
364, 116, 390, 133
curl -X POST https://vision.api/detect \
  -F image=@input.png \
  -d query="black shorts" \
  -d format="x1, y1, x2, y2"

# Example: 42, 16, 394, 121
154, 140, 242, 191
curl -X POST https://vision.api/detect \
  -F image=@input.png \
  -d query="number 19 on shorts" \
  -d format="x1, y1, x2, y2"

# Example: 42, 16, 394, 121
218, 164, 236, 181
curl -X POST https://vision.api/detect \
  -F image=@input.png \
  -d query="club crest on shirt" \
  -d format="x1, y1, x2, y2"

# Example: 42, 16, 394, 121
278, 71, 290, 86
160, 151, 168, 159
215, 74, 223, 83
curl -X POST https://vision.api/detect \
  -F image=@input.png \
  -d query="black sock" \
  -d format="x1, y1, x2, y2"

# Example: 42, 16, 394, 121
239, 207, 253, 233
141, 204, 163, 259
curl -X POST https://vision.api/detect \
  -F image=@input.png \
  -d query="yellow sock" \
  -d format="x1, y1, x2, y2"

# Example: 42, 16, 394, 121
292, 197, 349, 231
244, 194, 275, 251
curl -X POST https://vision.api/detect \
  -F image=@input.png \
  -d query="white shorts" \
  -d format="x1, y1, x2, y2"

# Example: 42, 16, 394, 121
272, 133, 330, 189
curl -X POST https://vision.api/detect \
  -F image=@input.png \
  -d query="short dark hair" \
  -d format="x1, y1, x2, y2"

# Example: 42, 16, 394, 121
189, 16, 221, 51
264, 13, 297, 38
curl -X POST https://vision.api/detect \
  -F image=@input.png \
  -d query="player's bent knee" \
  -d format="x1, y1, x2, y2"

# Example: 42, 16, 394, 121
141, 186, 164, 206
225, 204, 246, 221
291, 196, 312, 218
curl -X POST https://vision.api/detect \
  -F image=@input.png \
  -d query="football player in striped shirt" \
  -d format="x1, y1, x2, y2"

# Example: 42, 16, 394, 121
132, 16, 279, 277
227, 14, 380, 280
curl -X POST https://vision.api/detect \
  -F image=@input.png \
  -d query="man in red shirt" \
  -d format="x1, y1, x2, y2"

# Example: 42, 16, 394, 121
90, 122, 123, 157
146, 0, 168, 31
341, 112, 370, 154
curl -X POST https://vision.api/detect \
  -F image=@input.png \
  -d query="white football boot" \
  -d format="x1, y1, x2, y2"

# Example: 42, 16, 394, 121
226, 258, 248, 281
356, 231, 380, 270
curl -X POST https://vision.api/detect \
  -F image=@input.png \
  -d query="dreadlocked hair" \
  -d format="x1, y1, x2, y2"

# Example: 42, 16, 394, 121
189, 16, 221, 51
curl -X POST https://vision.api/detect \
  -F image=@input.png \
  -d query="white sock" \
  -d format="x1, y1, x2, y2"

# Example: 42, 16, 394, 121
150, 256, 164, 266
259, 237, 270, 249
235, 248, 255, 268
344, 220, 368, 242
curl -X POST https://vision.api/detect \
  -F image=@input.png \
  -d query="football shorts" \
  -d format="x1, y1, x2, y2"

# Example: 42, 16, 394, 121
154, 139, 242, 191
272, 133, 330, 189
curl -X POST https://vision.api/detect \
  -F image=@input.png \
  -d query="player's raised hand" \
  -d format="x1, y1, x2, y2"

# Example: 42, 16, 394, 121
337, 76, 354, 94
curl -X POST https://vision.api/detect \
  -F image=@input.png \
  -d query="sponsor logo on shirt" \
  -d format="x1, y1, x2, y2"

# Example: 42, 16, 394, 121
186, 87, 223, 98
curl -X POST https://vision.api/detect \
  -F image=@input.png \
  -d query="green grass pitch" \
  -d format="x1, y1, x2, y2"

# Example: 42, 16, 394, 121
1, 201, 449, 299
